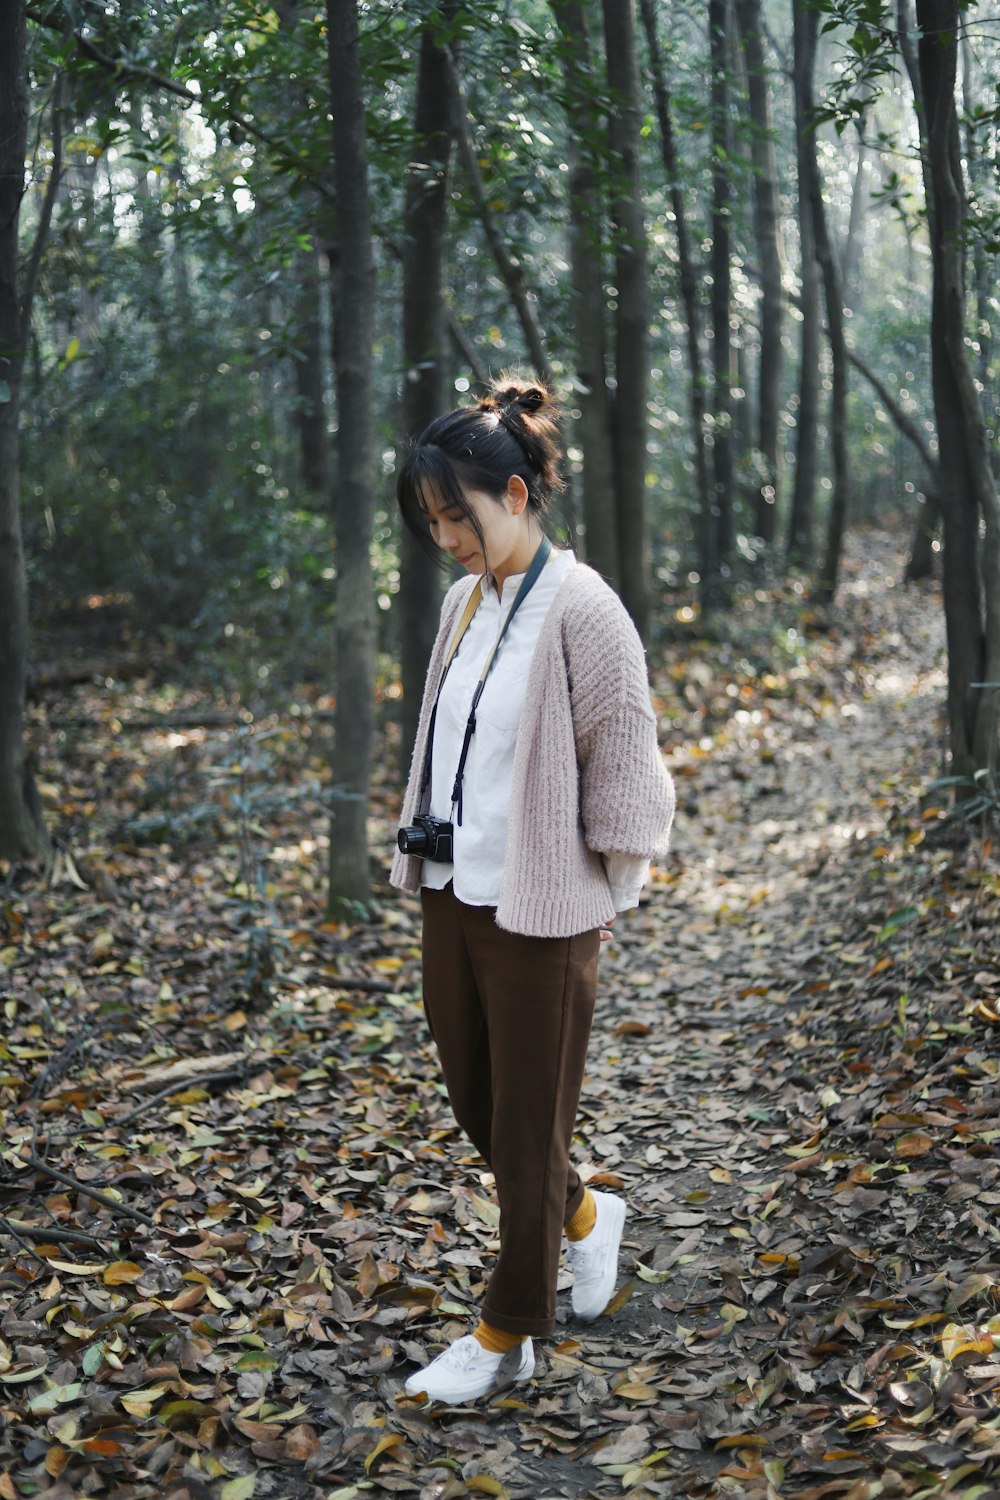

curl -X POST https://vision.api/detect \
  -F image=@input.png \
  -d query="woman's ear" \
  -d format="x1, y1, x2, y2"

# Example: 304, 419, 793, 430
506, 474, 529, 514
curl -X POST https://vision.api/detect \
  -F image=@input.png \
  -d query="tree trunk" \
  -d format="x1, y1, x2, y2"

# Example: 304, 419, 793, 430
603, 0, 650, 642
841, 122, 869, 304
291, 239, 330, 502
0, 1, 49, 863
734, 0, 784, 547
639, 0, 713, 602
326, 0, 377, 906
787, 0, 821, 569
552, 0, 618, 585
707, 0, 733, 606
399, 16, 453, 773
798, 6, 849, 599
916, 0, 1000, 786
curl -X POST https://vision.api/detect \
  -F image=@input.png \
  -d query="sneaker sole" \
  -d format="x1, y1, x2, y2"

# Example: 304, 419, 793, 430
404, 1351, 535, 1403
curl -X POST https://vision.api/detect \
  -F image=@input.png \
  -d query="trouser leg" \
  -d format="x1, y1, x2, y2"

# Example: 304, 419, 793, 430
421, 885, 599, 1337
420, 884, 495, 1165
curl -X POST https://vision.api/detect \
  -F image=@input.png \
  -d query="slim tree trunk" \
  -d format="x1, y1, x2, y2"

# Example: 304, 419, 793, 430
734, 0, 784, 545
916, 0, 1000, 786
291, 240, 330, 502
399, 16, 453, 772
552, 0, 618, 585
708, 0, 733, 605
800, 14, 850, 599
327, 0, 376, 906
0, 2, 50, 862
639, 0, 713, 603
787, 0, 821, 569
603, 0, 650, 641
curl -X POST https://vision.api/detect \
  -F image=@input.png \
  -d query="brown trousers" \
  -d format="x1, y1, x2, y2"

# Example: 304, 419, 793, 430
420, 882, 600, 1336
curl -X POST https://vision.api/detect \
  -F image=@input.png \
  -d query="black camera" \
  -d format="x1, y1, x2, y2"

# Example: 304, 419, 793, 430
396, 813, 454, 862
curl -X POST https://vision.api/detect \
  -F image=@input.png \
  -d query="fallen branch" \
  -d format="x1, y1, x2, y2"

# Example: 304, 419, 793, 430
23, 1153, 159, 1229
124, 1051, 264, 1095
0, 1216, 105, 1251
108, 1062, 269, 1131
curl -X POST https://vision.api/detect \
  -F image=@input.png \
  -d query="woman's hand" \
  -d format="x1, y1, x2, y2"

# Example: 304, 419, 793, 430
599, 916, 617, 943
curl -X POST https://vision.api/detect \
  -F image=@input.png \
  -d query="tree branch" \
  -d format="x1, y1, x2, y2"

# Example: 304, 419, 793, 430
19, 66, 64, 350
846, 347, 939, 478
443, 47, 552, 384
25, 10, 336, 206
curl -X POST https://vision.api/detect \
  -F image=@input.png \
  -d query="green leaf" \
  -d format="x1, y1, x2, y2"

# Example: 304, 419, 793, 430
220, 1478, 257, 1500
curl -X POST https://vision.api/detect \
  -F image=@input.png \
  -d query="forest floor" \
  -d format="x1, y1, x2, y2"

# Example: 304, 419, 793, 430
1, 530, 999, 1500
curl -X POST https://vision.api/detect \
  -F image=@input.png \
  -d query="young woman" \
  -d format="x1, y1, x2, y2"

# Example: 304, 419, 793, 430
390, 376, 674, 1403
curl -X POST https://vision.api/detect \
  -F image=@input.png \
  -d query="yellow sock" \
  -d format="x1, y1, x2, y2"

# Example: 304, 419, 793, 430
473, 1319, 523, 1354
565, 1188, 597, 1242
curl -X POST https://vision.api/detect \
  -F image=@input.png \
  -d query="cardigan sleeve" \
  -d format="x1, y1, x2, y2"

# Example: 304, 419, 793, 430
564, 585, 675, 859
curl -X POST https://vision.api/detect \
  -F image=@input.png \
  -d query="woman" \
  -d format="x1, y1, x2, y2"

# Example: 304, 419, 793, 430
390, 376, 674, 1403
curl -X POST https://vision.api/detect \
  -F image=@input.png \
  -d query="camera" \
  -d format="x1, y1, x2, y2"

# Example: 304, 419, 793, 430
396, 813, 454, 862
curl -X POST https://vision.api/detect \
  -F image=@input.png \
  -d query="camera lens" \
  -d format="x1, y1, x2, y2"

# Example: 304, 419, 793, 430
397, 825, 428, 854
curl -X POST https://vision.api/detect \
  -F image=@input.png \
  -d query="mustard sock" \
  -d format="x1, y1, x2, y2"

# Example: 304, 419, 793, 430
473, 1319, 523, 1354
565, 1188, 597, 1241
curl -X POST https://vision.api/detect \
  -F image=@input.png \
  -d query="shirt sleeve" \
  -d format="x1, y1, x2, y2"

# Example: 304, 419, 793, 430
602, 852, 651, 911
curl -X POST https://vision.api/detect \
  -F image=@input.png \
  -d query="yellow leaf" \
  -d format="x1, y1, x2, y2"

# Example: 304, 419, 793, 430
220, 1477, 257, 1500
103, 1261, 144, 1286
896, 1131, 933, 1157
614, 1381, 659, 1402
467, 1479, 508, 1497
43, 1261, 105, 1277
602, 1279, 635, 1316
363, 1432, 405, 1471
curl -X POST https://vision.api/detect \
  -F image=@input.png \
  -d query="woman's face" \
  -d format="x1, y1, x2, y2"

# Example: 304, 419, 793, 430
421, 478, 531, 586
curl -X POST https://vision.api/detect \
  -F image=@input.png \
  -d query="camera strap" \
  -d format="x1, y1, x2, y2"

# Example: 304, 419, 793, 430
420, 536, 553, 824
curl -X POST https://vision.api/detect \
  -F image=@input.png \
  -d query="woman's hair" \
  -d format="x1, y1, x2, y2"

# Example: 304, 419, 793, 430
396, 373, 564, 564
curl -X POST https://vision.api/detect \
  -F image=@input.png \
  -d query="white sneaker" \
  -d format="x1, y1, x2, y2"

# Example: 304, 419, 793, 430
566, 1191, 627, 1321
403, 1334, 535, 1403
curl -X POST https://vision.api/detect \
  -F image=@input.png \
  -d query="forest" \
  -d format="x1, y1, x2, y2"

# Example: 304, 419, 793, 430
1, 1, 999, 1498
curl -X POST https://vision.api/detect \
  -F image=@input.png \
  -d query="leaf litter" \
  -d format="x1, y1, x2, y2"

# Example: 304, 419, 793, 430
1, 534, 998, 1499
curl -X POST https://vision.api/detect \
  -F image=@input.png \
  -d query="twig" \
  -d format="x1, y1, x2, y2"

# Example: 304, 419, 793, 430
23, 1153, 158, 1228
107, 1065, 258, 1131
0, 1216, 105, 1251
0, 1217, 49, 1269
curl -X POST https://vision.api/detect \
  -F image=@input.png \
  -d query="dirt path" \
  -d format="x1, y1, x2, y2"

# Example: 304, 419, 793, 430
3, 537, 997, 1500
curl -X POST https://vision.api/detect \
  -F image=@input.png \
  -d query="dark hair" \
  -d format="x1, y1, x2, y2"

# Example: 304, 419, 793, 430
397, 373, 564, 565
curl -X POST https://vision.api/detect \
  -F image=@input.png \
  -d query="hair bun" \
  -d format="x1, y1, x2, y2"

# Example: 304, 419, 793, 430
480, 374, 553, 420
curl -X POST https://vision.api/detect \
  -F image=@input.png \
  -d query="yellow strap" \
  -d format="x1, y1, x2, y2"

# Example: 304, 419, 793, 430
443, 580, 484, 671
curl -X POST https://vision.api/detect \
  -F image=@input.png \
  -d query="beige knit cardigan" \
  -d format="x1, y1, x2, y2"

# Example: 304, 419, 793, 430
390, 561, 675, 937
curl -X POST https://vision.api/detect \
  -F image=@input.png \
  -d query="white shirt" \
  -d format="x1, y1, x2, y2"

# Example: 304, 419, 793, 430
421, 547, 650, 910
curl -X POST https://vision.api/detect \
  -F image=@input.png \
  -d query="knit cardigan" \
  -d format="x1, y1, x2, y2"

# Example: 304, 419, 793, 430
390, 561, 675, 937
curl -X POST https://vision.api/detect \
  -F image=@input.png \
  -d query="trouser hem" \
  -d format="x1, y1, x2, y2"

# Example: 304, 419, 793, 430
481, 1304, 556, 1338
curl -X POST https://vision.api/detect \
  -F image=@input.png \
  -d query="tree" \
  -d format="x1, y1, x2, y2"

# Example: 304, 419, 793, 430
327, 0, 377, 906
0, 0, 52, 863
639, 0, 714, 614
553, 0, 619, 587
707, 0, 734, 606
399, 12, 454, 772
734, 0, 784, 547
915, 0, 1000, 789
798, 7, 850, 600
787, 0, 822, 569
603, 0, 650, 641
